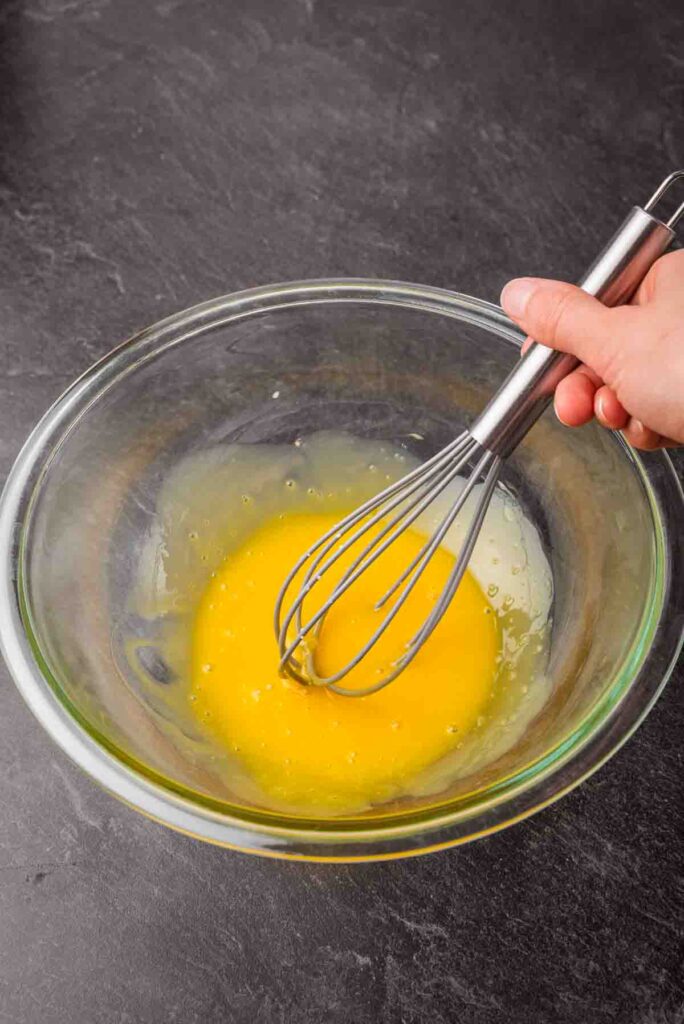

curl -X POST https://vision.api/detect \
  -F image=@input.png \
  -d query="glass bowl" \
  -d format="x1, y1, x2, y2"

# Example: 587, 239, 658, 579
1, 280, 682, 861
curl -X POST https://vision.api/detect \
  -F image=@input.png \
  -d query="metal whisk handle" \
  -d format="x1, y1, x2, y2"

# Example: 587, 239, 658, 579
470, 170, 684, 457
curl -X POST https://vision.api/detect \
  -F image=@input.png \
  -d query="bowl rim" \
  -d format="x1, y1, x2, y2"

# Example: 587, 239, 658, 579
1, 277, 683, 861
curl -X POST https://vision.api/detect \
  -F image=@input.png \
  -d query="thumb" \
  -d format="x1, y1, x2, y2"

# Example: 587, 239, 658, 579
500, 277, 625, 378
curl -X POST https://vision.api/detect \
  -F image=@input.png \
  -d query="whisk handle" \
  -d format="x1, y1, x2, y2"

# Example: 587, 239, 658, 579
470, 170, 684, 457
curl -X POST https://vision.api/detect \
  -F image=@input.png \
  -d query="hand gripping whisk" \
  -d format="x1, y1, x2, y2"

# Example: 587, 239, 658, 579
275, 171, 684, 696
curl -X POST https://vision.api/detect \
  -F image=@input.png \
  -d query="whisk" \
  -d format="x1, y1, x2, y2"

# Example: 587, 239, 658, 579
275, 170, 684, 696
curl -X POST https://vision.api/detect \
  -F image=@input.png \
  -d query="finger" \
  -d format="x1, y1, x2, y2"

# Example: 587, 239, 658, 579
633, 248, 684, 307
659, 438, 684, 449
554, 368, 597, 427
571, 362, 602, 388
501, 277, 635, 379
621, 418, 665, 451
594, 385, 629, 430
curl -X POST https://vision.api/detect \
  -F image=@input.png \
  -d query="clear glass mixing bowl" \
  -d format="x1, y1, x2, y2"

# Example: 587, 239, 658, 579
1, 280, 682, 860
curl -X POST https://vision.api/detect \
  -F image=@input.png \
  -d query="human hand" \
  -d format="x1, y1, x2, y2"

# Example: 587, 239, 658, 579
500, 248, 684, 449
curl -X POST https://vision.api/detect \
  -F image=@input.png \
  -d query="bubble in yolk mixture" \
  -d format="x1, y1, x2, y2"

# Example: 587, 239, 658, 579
191, 512, 500, 814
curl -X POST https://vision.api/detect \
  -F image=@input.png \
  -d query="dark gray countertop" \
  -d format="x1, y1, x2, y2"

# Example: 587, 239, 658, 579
1, 0, 683, 1020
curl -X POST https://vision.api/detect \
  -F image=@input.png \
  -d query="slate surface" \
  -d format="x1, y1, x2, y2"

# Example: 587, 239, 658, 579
0, 0, 683, 1020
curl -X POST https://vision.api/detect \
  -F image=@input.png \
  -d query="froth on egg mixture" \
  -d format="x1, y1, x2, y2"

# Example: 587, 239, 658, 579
131, 432, 552, 816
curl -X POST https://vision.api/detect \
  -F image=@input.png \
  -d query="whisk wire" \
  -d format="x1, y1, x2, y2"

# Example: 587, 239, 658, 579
325, 451, 500, 697
374, 446, 495, 610
276, 438, 501, 697
277, 439, 473, 676
273, 432, 469, 643
300, 440, 475, 626
275, 434, 472, 672
405, 456, 501, 656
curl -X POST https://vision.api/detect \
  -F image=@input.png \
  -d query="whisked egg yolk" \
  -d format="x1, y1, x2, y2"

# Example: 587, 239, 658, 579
191, 511, 500, 813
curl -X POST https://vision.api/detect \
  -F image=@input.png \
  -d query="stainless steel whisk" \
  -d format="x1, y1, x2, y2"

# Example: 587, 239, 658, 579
275, 171, 684, 696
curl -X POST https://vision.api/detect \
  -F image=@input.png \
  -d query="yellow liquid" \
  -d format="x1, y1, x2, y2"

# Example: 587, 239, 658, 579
191, 511, 500, 814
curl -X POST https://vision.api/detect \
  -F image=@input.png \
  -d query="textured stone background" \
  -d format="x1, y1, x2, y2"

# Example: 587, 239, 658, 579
0, 0, 683, 1020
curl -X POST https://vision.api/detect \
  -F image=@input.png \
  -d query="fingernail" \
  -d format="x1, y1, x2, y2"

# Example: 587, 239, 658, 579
553, 398, 572, 427
596, 393, 606, 422
500, 278, 537, 320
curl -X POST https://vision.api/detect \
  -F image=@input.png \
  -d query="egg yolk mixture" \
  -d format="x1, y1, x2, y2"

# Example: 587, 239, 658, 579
191, 511, 500, 813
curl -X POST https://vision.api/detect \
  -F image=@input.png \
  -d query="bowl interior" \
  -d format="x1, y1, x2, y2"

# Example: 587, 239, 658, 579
20, 286, 667, 832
